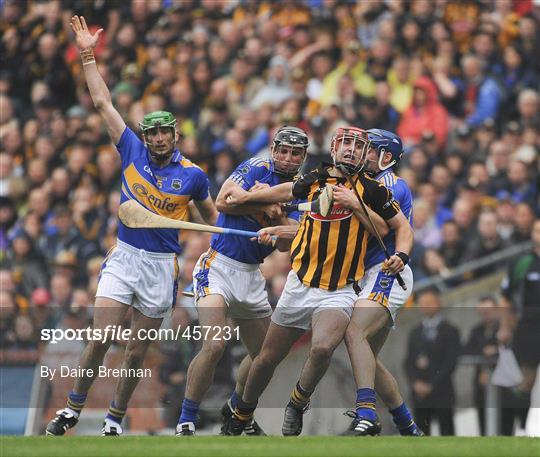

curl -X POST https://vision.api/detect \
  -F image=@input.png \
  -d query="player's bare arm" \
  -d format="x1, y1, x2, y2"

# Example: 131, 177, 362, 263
193, 196, 218, 226
332, 184, 390, 238
225, 181, 294, 206
383, 211, 414, 274
70, 16, 125, 144
216, 179, 283, 218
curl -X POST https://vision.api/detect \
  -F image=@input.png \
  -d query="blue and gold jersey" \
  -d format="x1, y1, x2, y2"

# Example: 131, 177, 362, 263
211, 157, 301, 264
117, 127, 209, 254
364, 170, 413, 270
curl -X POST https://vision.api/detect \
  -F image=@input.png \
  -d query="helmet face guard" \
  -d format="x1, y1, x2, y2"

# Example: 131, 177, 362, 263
366, 128, 403, 172
271, 126, 309, 178
331, 126, 370, 174
139, 110, 178, 163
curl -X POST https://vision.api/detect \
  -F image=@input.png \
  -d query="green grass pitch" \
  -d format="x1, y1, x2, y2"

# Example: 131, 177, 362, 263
1, 436, 539, 457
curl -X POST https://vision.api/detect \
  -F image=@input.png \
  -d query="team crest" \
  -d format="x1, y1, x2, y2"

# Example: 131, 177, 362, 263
171, 179, 182, 190
155, 175, 167, 189
378, 277, 391, 289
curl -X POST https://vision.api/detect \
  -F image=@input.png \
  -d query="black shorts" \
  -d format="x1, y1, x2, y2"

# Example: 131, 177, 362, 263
513, 320, 540, 368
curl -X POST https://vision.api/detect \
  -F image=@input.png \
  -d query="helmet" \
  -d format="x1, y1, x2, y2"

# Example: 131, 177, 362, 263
139, 110, 178, 163
330, 126, 369, 174
271, 126, 309, 178
366, 128, 403, 171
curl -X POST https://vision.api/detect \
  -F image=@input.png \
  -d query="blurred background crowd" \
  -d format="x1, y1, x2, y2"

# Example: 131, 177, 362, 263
1, 0, 539, 435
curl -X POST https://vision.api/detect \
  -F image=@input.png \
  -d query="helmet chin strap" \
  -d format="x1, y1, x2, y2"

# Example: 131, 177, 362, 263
377, 147, 396, 171
149, 149, 174, 164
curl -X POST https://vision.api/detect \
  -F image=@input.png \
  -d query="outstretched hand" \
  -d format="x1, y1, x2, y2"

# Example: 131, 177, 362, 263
70, 15, 103, 50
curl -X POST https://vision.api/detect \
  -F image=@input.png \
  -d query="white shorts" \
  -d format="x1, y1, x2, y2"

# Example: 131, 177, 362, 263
96, 240, 179, 319
271, 270, 356, 330
356, 263, 413, 325
193, 249, 272, 320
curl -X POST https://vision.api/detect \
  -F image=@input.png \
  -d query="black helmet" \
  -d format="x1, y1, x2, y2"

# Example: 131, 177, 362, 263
271, 126, 309, 178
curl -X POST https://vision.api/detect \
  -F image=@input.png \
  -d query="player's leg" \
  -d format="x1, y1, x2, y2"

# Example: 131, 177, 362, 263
369, 328, 424, 436
227, 322, 304, 435
46, 297, 129, 435
342, 299, 389, 435
101, 308, 163, 435
282, 309, 350, 436
177, 294, 228, 434
220, 316, 271, 435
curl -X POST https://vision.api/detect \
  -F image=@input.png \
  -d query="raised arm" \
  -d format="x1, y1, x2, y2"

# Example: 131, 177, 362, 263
70, 15, 125, 144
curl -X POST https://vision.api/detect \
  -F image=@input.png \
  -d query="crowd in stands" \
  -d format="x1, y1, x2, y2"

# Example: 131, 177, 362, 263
1, 0, 539, 431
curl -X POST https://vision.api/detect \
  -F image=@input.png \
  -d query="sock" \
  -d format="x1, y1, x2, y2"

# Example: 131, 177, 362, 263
105, 401, 126, 425
355, 388, 377, 421
289, 381, 313, 410
179, 398, 200, 424
234, 398, 257, 422
229, 390, 240, 410
389, 402, 415, 433
66, 391, 87, 416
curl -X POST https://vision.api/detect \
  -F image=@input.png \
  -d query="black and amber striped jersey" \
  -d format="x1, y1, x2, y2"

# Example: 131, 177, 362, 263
289, 165, 400, 291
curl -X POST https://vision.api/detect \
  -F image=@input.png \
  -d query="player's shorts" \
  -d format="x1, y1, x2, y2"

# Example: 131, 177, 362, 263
271, 270, 356, 330
193, 249, 272, 320
96, 239, 179, 319
513, 319, 540, 367
356, 263, 413, 326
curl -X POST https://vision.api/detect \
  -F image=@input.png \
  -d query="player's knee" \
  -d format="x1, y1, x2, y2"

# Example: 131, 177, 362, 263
309, 343, 334, 362
201, 339, 226, 362
87, 339, 111, 357
344, 325, 367, 347
124, 344, 148, 367
256, 349, 282, 368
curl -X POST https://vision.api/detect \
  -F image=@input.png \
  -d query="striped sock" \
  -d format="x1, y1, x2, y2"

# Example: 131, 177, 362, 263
290, 382, 313, 410
389, 402, 415, 433
179, 398, 199, 424
233, 398, 257, 422
66, 391, 87, 416
355, 388, 377, 421
105, 401, 126, 425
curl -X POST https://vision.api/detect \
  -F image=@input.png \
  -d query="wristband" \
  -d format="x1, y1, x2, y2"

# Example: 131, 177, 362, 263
80, 48, 95, 65
394, 251, 409, 265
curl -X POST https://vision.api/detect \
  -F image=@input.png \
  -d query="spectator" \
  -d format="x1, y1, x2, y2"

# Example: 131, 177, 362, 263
397, 76, 449, 149
42, 205, 82, 264
498, 219, 540, 435
496, 160, 537, 206
516, 89, 539, 127
438, 219, 465, 269
7, 230, 48, 297
511, 203, 536, 244
0, 290, 17, 349
463, 296, 500, 436
460, 53, 502, 127
404, 288, 461, 435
